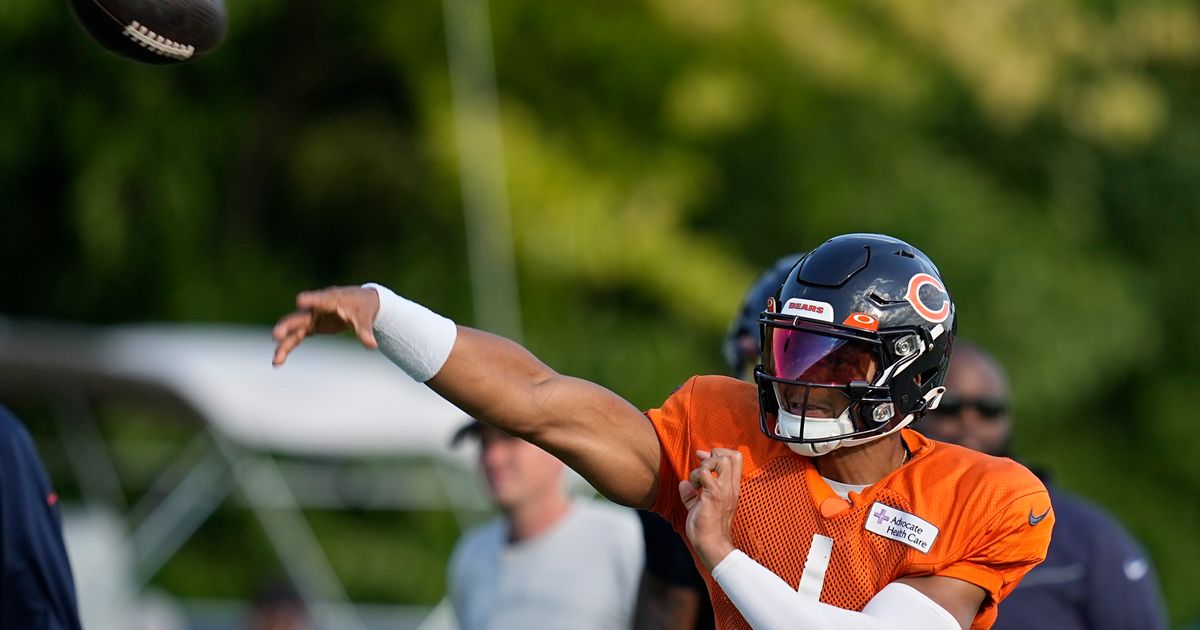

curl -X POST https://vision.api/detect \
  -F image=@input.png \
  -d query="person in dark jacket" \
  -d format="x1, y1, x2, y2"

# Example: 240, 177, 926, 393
918, 341, 1168, 630
0, 405, 83, 630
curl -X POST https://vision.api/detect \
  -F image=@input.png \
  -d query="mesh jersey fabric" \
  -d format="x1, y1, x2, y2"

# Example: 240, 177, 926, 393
646, 376, 1053, 630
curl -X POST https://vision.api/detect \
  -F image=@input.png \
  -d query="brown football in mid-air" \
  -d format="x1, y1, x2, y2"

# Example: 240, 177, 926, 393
68, 0, 227, 64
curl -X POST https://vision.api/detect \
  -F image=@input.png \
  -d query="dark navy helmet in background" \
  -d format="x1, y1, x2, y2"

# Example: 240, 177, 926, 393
723, 253, 805, 379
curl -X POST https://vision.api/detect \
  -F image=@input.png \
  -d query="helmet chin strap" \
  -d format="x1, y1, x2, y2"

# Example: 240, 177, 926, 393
786, 439, 840, 458
780, 386, 947, 458
775, 406, 854, 457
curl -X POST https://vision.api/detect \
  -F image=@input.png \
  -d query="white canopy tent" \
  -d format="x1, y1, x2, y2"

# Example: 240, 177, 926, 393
0, 318, 484, 630
0, 319, 475, 457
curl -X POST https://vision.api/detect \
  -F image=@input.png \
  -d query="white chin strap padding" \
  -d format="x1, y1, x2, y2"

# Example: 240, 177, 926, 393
773, 384, 947, 458
786, 440, 839, 457
772, 382, 857, 457
775, 411, 855, 458
776, 409, 855, 440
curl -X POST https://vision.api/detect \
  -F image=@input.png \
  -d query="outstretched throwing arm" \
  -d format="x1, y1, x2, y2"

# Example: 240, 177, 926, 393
272, 284, 662, 507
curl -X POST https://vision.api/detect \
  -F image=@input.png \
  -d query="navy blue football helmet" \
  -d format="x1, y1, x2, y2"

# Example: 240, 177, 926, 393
754, 234, 956, 456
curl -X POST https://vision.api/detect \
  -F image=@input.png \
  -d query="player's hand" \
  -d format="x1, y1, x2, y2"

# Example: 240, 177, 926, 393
679, 447, 743, 571
272, 286, 380, 366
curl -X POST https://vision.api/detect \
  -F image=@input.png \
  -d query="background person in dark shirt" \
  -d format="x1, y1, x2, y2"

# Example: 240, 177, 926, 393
918, 341, 1168, 630
633, 509, 714, 630
0, 405, 82, 630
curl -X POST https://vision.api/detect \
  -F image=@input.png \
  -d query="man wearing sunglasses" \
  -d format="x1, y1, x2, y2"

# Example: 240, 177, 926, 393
918, 341, 1168, 630
271, 233, 1053, 630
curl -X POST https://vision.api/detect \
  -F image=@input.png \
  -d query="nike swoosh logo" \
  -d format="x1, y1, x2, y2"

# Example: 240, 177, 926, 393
1028, 507, 1051, 526
1123, 559, 1149, 581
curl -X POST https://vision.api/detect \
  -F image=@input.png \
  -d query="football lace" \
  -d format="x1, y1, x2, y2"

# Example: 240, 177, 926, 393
122, 21, 195, 60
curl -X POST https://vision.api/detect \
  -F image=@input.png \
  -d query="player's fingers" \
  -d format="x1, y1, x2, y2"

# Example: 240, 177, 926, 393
710, 447, 741, 462
272, 311, 313, 342
355, 326, 378, 350
273, 320, 310, 349
695, 449, 727, 476
702, 454, 737, 487
711, 455, 731, 482
690, 467, 717, 493
295, 288, 342, 312
709, 448, 742, 482
678, 479, 699, 508
272, 329, 307, 366
696, 456, 724, 481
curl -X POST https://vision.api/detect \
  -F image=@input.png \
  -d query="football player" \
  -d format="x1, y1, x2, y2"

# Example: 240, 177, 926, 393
272, 233, 1052, 630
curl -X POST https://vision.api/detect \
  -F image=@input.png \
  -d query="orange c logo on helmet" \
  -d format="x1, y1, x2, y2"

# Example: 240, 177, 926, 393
906, 273, 949, 323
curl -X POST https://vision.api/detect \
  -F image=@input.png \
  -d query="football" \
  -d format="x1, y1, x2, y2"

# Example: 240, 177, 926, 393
68, 0, 228, 65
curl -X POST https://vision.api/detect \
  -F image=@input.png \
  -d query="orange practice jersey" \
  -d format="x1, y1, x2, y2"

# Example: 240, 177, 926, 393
647, 376, 1053, 630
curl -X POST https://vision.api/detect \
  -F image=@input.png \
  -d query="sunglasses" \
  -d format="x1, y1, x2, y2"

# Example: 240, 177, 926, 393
931, 395, 1008, 420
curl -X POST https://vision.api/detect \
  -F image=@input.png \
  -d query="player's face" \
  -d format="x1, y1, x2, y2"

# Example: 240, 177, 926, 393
478, 426, 564, 512
920, 352, 1012, 456
769, 329, 878, 419
779, 384, 855, 418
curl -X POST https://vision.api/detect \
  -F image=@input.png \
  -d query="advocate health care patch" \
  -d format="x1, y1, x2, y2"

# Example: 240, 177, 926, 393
865, 501, 939, 553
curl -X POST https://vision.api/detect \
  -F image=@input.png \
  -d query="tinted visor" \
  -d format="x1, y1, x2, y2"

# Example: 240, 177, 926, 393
765, 328, 879, 385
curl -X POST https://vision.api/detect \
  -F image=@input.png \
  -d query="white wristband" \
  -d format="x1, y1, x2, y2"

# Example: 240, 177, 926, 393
362, 283, 458, 382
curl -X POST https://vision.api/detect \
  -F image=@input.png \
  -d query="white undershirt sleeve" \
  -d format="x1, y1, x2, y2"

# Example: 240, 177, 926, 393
711, 550, 960, 630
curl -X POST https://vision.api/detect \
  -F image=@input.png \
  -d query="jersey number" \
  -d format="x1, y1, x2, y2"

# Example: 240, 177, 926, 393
797, 534, 834, 600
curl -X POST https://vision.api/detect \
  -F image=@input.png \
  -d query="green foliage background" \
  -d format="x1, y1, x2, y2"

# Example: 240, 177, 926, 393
3, 0, 1199, 624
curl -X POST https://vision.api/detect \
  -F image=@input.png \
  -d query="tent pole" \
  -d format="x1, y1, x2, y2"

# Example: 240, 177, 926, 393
443, 0, 523, 342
